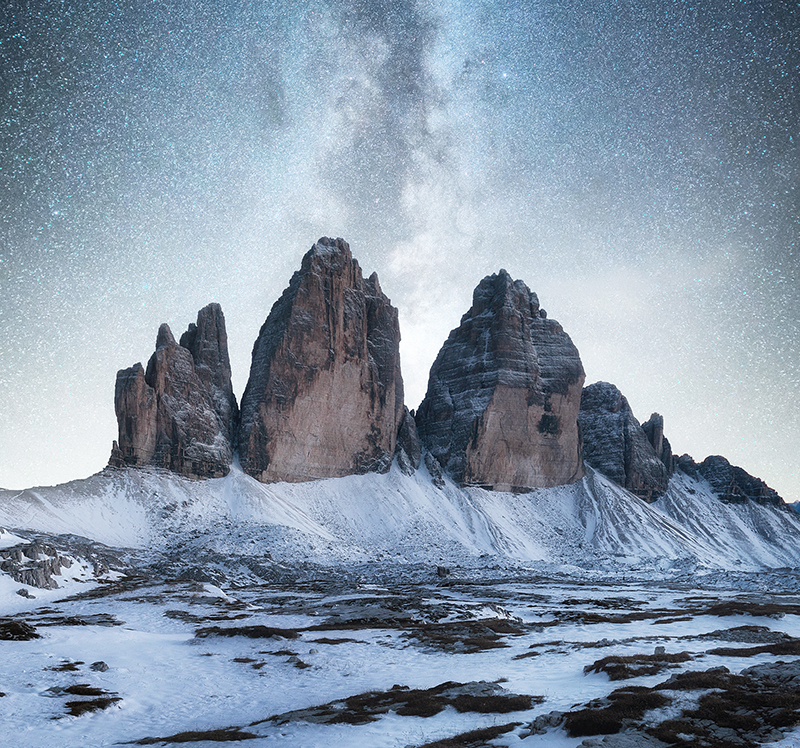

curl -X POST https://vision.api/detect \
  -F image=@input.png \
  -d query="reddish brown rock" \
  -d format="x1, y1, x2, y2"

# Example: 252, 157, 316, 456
415, 270, 585, 491
109, 304, 236, 478
238, 238, 404, 483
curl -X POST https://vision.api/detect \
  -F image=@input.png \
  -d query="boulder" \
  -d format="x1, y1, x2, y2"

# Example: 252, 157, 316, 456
238, 237, 404, 482
578, 382, 669, 501
415, 270, 585, 491
109, 304, 236, 478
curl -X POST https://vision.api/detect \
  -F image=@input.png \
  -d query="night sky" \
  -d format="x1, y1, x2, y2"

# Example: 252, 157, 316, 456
2, 0, 798, 500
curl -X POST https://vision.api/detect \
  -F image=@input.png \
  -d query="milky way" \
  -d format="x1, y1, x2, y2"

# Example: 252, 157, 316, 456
1, 0, 798, 499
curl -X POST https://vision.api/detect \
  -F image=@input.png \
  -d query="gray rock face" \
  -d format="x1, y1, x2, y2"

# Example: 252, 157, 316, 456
395, 406, 422, 475
238, 238, 404, 483
0, 541, 73, 590
578, 382, 670, 501
642, 413, 674, 474
109, 303, 237, 478
694, 455, 783, 506
179, 303, 237, 445
415, 270, 585, 491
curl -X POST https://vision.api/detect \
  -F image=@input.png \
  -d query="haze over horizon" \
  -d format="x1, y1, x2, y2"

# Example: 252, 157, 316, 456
2, 0, 797, 501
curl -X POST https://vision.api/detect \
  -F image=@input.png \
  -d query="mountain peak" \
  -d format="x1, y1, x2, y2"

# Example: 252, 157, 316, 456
109, 305, 237, 478
237, 239, 404, 483
416, 271, 584, 491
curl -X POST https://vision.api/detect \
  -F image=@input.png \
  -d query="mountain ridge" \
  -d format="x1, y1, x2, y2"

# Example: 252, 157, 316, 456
3, 237, 796, 589
1, 457, 798, 579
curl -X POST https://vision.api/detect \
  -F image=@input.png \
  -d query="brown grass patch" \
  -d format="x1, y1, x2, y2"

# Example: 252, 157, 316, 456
254, 680, 540, 728
703, 600, 800, 618
64, 684, 106, 697
405, 619, 525, 653
585, 652, 693, 680
48, 660, 84, 671
708, 641, 800, 657
134, 727, 258, 743
308, 637, 361, 645
0, 619, 40, 640
564, 687, 670, 737
416, 722, 521, 747
451, 693, 539, 713
195, 625, 299, 640
64, 696, 122, 717
655, 668, 748, 691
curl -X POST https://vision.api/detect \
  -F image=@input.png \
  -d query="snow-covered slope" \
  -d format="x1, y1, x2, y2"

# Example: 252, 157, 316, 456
1, 460, 799, 574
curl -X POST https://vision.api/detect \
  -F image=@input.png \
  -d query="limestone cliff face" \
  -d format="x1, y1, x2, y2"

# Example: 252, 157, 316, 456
395, 406, 422, 475
179, 303, 237, 445
109, 303, 236, 478
415, 270, 585, 491
238, 237, 404, 483
578, 382, 670, 501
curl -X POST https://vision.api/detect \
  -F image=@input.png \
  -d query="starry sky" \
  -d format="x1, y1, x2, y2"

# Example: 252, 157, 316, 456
2, 0, 798, 500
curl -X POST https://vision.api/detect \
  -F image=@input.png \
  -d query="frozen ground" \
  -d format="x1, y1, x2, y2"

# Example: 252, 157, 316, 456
3, 571, 800, 747
2, 463, 800, 746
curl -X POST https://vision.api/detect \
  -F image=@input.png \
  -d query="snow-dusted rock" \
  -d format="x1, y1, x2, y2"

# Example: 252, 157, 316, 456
642, 412, 674, 473
415, 269, 585, 491
238, 238, 404, 483
692, 454, 783, 506
179, 302, 238, 446
0, 540, 72, 589
395, 406, 421, 474
578, 382, 670, 501
109, 304, 236, 478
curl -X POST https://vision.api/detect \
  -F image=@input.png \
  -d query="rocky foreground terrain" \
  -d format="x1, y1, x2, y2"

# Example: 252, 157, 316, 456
2, 554, 800, 748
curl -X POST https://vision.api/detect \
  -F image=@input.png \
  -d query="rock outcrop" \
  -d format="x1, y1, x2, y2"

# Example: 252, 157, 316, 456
415, 270, 585, 491
642, 412, 674, 473
109, 303, 237, 478
0, 541, 73, 590
678, 454, 784, 506
395, 406, 422, 475
238, 237, 404, 483
179, 303, 237, 446
578, 382, 671, 501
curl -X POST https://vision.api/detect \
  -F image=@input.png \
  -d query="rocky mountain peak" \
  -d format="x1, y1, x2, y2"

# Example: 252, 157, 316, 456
155, 323, 176, 350
178, 303, 237, 443
642, 412, 673, 472
681, 454, 784, 506
109, 304, 237, 478
237, 237, 404, 483
415, 271, 585, 491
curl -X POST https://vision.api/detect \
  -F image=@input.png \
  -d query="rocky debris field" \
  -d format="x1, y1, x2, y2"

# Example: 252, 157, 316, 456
2, 564, 800, 747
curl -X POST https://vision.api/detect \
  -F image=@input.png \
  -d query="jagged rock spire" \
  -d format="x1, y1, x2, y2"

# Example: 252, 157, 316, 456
578, 382, 671, 501
238, 237, 404, 482
109, 303, 237, 478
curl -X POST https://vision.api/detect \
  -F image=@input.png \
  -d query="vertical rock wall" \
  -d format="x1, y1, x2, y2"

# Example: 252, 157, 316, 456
415, 270, 585, 491
237, 237, 404, 483
578, 382, 670, 501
